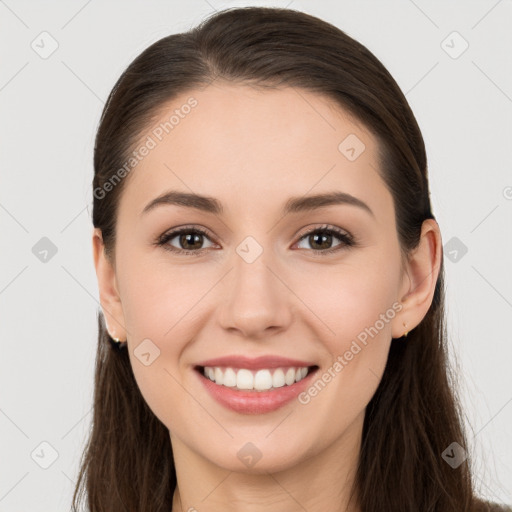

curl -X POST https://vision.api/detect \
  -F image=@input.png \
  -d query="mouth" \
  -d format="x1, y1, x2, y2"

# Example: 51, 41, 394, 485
194, 364, 320, 414
194, 365, 319, 392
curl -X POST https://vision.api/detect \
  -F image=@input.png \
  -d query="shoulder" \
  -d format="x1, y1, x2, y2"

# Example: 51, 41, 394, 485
473, 499, 512, 512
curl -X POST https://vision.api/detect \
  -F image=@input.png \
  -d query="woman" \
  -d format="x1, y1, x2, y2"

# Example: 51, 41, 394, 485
73, 6, 510, 511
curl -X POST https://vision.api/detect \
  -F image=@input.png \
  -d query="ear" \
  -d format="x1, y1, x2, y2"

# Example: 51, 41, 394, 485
92, 227, 127, 341
393, 219, 442, 338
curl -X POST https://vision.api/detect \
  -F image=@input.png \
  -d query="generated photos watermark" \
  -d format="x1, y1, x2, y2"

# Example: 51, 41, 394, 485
93, 96, 198, 200
298, 301, 404, 405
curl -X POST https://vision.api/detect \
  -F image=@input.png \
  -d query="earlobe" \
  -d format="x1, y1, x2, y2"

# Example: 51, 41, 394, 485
394, 219, 442, 338
92, 227, 127, 341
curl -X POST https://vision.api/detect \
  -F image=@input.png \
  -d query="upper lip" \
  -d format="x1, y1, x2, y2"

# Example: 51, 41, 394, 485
195, 355, 317, 370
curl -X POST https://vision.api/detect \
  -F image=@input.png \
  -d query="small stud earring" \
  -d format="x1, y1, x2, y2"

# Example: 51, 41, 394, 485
108, 330, 126, 350
402, 322, 409, 338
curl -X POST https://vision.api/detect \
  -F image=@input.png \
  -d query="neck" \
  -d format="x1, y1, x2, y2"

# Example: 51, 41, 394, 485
170, 412, 364, 512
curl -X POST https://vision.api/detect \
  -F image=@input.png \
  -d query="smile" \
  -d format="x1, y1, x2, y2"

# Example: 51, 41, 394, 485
194, 364, 319, 414
201, 366, 312, 391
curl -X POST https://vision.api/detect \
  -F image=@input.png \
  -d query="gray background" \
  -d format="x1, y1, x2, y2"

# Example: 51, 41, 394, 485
1, 0, 511, 509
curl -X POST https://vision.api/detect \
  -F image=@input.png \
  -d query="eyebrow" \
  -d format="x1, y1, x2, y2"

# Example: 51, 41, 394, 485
141, 190, 374, 218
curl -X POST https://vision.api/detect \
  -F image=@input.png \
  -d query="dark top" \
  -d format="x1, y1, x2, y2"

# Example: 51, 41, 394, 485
475, 500, 512, 511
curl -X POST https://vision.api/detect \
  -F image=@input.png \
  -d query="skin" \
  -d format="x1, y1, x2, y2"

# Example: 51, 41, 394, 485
92, 82, 442, 512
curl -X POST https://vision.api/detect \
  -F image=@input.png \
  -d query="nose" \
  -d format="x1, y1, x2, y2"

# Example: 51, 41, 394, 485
217, 249, 293, 340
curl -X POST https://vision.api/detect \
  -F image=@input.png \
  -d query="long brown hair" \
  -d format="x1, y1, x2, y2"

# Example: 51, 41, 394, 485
73, 7, 508, 511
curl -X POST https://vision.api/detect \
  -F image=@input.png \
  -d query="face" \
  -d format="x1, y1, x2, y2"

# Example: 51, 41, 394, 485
94, 83, 414, 474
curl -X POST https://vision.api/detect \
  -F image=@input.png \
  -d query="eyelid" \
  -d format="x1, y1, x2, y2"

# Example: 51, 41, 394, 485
294, 223, 350, 241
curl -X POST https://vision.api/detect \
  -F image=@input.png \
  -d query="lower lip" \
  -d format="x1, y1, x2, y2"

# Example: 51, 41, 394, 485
195, 367, 318, 415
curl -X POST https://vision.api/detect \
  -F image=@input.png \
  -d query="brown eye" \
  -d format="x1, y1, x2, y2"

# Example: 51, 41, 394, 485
295, 225, 355, 254
157, 226, 216, 255
176, 232, 206, 251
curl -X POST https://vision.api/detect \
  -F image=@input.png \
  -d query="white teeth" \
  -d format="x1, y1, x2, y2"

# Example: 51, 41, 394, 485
202, 366, 312, 391
214, 367, 224, 385
285, 368, 296, 386
223, 367, 237, 387
237, 369, 254, 390
272, 369, 285, 388
254, 369, 272, 391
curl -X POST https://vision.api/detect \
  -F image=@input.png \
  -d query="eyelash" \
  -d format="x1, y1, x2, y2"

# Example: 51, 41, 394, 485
155, 224, 356, 257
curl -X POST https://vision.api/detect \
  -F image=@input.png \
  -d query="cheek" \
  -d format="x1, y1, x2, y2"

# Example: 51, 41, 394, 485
117, 252, 201, 339
116, 255, 212, 427
293, 254, 400, 347
120, 275, 191, 430
293, 251, 400, 401
293, 273, 396, 439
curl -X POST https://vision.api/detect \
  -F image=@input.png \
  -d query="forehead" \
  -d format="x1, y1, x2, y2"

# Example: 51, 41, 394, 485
146, 82, 376, 158
120, 83, 391, 222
